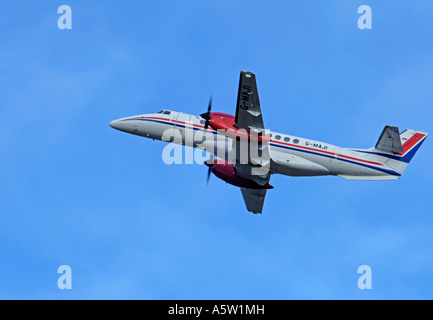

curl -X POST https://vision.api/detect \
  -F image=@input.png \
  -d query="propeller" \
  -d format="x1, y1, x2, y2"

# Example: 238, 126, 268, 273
200, 96, 212, 130
204, 154, 214, 184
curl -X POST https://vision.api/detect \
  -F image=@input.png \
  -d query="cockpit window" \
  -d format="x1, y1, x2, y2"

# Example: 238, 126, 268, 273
163, 111, 171, 115
156, 110, 164, 114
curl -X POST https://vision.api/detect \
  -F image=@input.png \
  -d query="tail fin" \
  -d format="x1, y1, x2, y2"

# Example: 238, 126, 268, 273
375, 125, 404, 153
375, 127, 428, 175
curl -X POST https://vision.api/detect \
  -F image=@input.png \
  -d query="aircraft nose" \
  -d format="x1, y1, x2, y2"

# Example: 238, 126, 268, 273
109, 118, 139, 134
109, 120, 123, 130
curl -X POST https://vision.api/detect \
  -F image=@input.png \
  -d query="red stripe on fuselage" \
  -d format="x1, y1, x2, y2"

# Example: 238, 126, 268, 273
127, 116, 209, 130
270, 140, 383, 166
130, 116, 383, 167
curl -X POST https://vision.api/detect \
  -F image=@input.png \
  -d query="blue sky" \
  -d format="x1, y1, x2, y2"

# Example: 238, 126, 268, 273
0, 1, 432, 299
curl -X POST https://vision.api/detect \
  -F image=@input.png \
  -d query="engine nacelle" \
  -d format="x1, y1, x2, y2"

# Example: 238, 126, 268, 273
207, 160, 273, 190
208, 112, 270, 142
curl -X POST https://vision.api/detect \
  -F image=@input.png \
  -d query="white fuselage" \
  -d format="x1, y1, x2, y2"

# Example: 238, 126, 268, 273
110, 111, 402, 180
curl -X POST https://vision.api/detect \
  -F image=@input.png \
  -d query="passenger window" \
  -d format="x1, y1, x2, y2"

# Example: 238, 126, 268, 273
275, 135, 281, 140
284, 137, 290, 142
293, 139, 299, 144
269, 134, 272, 138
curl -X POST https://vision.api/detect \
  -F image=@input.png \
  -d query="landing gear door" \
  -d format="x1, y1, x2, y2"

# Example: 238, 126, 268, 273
171, 112, 183, 144
173, 112, 190, 145
161, 111, 180, 143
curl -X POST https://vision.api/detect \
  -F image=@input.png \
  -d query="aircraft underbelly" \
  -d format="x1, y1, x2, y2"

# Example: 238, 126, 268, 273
270, 151, 330, 176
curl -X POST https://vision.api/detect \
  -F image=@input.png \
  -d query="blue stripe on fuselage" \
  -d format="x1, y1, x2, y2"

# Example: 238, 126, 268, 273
123, 118, 400, 176
121, 118, 218, 134
352, 138, 425, 164
212, 113, 235, 119
270, 143, 400, 176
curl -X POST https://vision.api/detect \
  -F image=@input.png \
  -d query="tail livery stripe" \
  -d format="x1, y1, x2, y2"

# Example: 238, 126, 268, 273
398, 132, 426, 155
355, 130, 427, 163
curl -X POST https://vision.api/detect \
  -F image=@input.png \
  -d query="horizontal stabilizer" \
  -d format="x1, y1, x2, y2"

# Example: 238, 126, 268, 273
375, 125, 403, 154
337, 174, 399, 181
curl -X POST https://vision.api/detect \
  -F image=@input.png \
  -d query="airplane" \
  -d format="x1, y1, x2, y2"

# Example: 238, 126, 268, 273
110, 71, 428, 214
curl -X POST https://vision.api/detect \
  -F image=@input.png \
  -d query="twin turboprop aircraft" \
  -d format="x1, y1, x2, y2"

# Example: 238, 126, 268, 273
110, 71, 428, 214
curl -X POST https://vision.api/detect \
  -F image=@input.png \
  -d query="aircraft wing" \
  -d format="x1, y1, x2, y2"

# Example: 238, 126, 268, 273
235, 71, 265, 131
234, 71, 272, 213
233, 71, 271, 184
240, 188, 268, 214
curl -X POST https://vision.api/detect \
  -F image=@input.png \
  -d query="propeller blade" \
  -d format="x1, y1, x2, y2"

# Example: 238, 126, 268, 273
200, 96, 212, 130
204, 154, 214, 184
207, 166, 212, 184
207, 95, 212, 112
